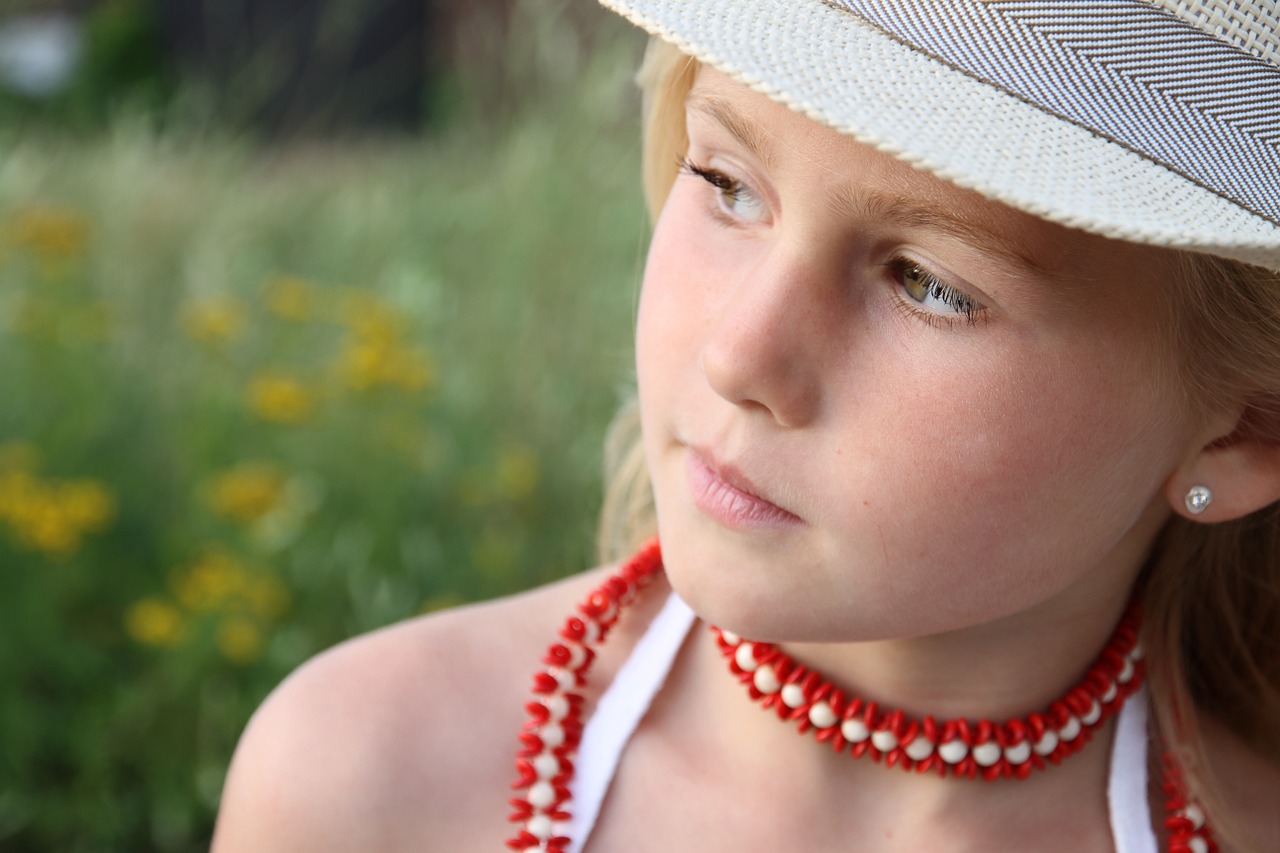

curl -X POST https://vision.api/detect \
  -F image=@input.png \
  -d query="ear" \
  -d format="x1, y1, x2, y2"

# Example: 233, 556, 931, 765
1166, 404, 1280, 522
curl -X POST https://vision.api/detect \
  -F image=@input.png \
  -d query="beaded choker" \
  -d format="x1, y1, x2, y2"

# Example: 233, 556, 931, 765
505, 540, 1216, 853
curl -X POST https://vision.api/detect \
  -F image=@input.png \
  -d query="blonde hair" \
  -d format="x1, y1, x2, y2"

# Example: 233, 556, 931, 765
598, 36, 1280, 847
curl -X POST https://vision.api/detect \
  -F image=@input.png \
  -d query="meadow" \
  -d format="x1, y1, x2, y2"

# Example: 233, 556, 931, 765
0, 16, 647, 851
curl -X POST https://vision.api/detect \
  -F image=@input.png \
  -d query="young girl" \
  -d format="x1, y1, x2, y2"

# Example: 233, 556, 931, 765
212, 1, 1280, 850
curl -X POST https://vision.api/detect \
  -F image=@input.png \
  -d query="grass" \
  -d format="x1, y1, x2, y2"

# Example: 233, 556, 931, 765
0, 15, 649, 851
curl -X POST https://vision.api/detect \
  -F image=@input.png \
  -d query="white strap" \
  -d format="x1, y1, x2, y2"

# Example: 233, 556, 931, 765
566, 598, 1156, 851
566, 593, 696, 853
1108, 686, 1158, 853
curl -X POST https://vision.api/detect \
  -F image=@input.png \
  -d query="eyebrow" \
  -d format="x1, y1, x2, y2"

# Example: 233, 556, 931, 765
829, 187, 1057, 278
686, 90, 1055, 278
686, 91, 779, 169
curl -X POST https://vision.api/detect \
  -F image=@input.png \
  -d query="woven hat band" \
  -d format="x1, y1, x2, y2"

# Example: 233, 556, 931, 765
825, 0, 1280, 226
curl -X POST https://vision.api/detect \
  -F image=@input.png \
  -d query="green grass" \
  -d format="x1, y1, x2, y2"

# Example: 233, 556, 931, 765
0, 22, 648, 852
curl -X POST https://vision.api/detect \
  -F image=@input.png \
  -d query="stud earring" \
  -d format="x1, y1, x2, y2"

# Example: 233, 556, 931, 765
1185, 485, 1212, 515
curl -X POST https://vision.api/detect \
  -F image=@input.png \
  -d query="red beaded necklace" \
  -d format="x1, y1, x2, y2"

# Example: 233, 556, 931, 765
505, 540, 1217, 853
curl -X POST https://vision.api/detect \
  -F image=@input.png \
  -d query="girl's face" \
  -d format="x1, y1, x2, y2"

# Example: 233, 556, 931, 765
637, 68, 1208, 642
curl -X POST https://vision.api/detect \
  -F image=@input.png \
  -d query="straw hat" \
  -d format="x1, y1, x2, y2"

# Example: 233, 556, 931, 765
599, 0, 1280, 271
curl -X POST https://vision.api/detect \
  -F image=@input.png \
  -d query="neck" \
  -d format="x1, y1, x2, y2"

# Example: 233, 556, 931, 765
776, 577, 1135, 723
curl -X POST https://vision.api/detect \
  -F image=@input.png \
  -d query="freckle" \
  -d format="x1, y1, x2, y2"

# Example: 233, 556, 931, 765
863, 500, 870, 507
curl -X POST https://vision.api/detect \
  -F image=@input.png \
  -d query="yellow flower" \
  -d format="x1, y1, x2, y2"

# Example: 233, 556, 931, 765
262, 274, 314, 322
217, 615, 264, 664
247, 373, 314, 423
497, 445, 539, 500
0, 468, 115, 557
58, 480, 115, 531
182, 296, 247, 345
173, 549, 249, 612
338, 338, 436, 392
125, 597, 185, 647
208, 463, 285, 523
6, 206, 90, 261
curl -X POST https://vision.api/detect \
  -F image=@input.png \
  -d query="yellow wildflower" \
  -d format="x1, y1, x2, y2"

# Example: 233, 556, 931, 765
173, 549, 249, 611
182, 296, 247, 345
262, 274, 314, 322
497, 445, 539, 500
208, 463, 285, 523
0, 468, 115, 557
125, 598, 185, 647
247, 373, 314, 423
7, 206, 91, 261
338, 338, 436, 392
217, 615, 264, 664
58, 480, 115, 531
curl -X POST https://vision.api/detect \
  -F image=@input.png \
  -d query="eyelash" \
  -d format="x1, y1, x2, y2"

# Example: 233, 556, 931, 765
887, 257, 985, 328
678, 157, 759, 225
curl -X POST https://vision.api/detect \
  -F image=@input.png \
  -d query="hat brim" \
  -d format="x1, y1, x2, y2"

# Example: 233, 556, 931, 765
602, 0, 1280, 271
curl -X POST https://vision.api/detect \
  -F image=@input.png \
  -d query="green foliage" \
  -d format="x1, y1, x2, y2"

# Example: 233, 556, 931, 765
0, 21, 646, 851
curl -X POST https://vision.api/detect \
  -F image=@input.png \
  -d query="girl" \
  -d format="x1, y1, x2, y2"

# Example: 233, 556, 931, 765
212, 1, 1280, 851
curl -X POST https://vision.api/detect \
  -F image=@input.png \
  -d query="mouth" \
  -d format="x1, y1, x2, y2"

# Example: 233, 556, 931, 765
685, 448, 803, 530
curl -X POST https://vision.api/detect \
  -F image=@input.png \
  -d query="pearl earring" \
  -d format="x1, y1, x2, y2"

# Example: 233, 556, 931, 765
1185, 485, 1212, 515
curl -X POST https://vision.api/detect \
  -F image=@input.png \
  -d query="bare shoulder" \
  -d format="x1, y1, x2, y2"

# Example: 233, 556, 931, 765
1200, 716, 1280, 853
211, 563, 669, 852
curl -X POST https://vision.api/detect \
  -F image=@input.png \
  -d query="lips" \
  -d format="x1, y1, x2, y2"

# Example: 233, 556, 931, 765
686, 448, 803, 529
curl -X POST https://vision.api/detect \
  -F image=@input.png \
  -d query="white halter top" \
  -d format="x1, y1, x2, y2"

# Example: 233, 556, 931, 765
566, 593, 1158, 853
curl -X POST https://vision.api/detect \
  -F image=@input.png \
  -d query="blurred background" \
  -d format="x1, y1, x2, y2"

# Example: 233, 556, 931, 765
0, 1, 647, 849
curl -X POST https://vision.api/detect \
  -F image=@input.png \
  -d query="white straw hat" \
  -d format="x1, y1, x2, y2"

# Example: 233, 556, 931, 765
599, 0, 1280, 271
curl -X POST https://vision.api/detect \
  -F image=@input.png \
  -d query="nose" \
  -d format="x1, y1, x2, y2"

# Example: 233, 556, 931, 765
701, 248, 828, 427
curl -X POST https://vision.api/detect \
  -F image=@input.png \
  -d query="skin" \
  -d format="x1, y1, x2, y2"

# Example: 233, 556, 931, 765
211, 69, 1280, 851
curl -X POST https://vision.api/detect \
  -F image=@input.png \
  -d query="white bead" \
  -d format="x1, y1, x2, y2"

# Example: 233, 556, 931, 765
543, 694, 570, 721
565, 642, 588, 670
1059, 717, 1082, 742
808, 701, 838, 729
781, 684, 807, 709
1130, 642, 1144, 661
528, 781, 555, 809
871, 729, 898, 753
1183, 803, 1206, 830
1117, 657, 1135, 684
1080, 699, 1102, 726
1188, 835, 1208, 853
1004, 741, 1032, 765
1033, 730, 1059, 756
526, 814, 554, 840
973, 741, 1002, 767
549, 667, 576, 692
532, 752, 560, 779
1100, 681, 1118, 704
734, 642, 760, 672
904, 735, 934, 761
720, 629, 740, 645
540, 723, 565, 749
581, 619, 601, 643
841, 718, 870, 743
753, 664, 781, 694
938, 739, 968, 764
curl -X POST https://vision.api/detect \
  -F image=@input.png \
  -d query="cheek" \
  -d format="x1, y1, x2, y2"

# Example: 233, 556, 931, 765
636, 193, 720, 405
836, 333, 1181, 572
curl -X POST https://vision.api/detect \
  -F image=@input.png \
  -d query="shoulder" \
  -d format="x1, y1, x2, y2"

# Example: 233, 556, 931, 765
211, 563, 668, 852
1200, 716, 1280, 853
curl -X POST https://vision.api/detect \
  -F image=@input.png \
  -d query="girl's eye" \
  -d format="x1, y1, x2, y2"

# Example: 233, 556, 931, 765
891, 258, 984, 326
679, 158, 768, 224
